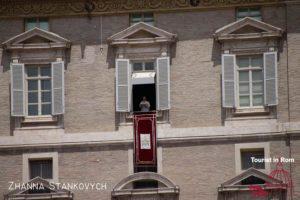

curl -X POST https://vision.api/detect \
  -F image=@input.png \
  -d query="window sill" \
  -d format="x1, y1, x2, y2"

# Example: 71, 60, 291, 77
22, 115, 57, 123
233, 107, 269, 116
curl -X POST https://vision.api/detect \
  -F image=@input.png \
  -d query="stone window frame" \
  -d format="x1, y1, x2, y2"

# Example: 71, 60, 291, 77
235, 142, 270, 175
22, 152, 59, 183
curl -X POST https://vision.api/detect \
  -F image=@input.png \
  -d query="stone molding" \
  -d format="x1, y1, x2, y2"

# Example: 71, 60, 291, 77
0, 0, 285, 18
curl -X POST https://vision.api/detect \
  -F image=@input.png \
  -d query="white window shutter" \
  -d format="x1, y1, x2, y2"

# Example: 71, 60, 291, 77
51, 61, 65, 115
116, 59, 130, 112
222, 54, 236, 108
156, 57, 170, 110
264, 52, 278, 106
11, 63, 25, 116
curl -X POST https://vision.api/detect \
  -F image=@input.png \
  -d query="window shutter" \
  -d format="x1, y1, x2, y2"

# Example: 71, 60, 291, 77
51, 61, 65, 115
222, 54, 236, 108
116, 59, 130, 112
11, 63, 25, 116
156, 57, 170, 110
264, 52, 278, 106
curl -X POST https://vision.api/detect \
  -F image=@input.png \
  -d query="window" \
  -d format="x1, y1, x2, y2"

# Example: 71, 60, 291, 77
237, 56, 264, 107
241, 148, 265, 170
26, 65, 52, 116
132, 61, 155, 72
29, 159, 53, 179
130, 13, 154, 26
25, 18, 49, 31
235, 143, 270, 174
236, 8, 262, 21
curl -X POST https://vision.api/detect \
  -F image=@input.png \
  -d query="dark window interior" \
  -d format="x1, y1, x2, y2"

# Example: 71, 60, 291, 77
132, 84, 156, 112
29, 159, 53, 179
241, 176, 266, 185
134, 165, 158, 189
241, 148, 265, 170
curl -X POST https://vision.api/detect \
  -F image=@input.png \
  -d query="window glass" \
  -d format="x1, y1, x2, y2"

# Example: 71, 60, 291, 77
39, 18, 49, 31
25, 18, 49, 31
26, 65, 52, 116
145, 62, 155, 71
237, 8, 262, 21
133, 63, 143, 71
241, 149, 265, 170
237, 56, 263, 107
29, 160, 53, 179
130, 13, 154, 26
132, 61, 155, 72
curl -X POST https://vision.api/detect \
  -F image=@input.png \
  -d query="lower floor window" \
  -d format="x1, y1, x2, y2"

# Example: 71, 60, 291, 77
29, 159, 53, 179
241, 148, 265, 170
26, 65, 52, 116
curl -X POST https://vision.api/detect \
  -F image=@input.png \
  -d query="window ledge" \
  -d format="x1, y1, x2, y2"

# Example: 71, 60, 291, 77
22, 115, 57, 123
233, 107, 269, 116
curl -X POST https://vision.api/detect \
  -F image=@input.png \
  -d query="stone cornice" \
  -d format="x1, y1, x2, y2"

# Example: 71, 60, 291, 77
0, 0, 285, 18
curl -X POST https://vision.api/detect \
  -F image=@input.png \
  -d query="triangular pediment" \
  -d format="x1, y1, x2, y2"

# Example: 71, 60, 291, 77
108, 22, 176, 45
214, 17, 283, 41
222, 168, 282, 187
5, 177, 72, 200
2, 27, 70, 49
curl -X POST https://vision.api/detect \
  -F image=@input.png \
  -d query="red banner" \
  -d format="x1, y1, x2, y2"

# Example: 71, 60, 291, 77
134, 112, 157, 165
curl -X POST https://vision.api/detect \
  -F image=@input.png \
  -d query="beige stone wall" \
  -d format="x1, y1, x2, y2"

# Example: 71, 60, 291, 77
0, 6, 299, 132
287, 4, 300, 122
64, 44, 116, 133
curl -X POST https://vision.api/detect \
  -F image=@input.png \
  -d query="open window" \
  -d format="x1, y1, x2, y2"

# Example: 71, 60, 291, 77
109, 22, 176, 124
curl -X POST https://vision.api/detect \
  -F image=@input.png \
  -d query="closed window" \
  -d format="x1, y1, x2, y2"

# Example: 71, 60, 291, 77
29, 159, 53, 179
237, 56, 264, 107
241, 148, 265, 170
25, 18, 49, 31
26, 65, 52, 116
130, 13, 154, 26
236, 8, 262, 21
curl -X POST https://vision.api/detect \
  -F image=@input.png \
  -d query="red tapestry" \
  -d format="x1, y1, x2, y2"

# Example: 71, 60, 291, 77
134, 112, 157, 165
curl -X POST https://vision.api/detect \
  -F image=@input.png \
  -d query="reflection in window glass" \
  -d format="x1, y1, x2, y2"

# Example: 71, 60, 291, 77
130, 13, 154, 26
241, 149, 265, 170
26, 65, 52, 116
25, 18, 49, 31
236, 8, 262, 21
237, 56, 263, 107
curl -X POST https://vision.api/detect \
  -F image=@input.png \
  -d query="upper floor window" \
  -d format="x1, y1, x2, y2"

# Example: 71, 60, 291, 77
236, 8, 262, 21
132, 61, 155, 72
25, 18, 49, 31
29, 159, 53, 179
26, 65, 52, 116
130, 13, 154, 26
237, 55, 264, 108
241, 148, 265, 170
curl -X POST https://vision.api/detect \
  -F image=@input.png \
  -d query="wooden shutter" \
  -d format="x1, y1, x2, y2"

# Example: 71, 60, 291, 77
156, 57, 170, 110
11, 63, 25, 116
116, 59, 130, 112
222, 54, 236, 108
51, 61, 65, 115
264, 52, 278, 106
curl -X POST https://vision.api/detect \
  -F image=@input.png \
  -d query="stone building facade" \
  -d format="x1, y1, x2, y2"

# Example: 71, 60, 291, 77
0, 0, 299, 200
